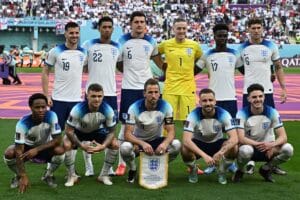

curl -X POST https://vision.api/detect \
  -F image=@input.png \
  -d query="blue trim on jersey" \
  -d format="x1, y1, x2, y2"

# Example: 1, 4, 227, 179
205, 48, 239, 57
119, 33, 156, 47
55, 44, 86, 54
240, 39, 276, 51
84, 38, 120, 49
261, 39, 276, 49
187, 106, 232, 131
17, 111, 58, 132
110, 40, 121, 49
156, 99, 170, 113
129, 99, 169, 116
226, 47, 239, 55
72, 101, 114, 118
143, 34, 156, 46
240, 105, 276, 119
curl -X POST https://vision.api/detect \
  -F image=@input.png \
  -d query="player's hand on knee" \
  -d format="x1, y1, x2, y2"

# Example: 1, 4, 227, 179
142, 142, 154, 155
203, 155, 215, 167
155, 143, 167, 155
213, 152, 224, 164
89, 140, 105, 153
20, 149, 38, 160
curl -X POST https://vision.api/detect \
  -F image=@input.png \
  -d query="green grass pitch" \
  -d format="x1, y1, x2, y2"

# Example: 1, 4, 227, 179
0, 120, 299, 200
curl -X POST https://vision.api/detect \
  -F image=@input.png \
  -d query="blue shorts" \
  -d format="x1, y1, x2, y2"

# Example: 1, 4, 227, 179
51, 100, 79, 131
192, 138, 227, 159
119, 89, 144, 123
251, 147, 271, 162
24, 145, 54, 163
216, 100, 237, 118
75, 129, 108, 144
243, 93, 275, 108
136, 137, 165, 157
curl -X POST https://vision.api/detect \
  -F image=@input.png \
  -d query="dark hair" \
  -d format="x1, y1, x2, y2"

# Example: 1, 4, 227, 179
247, 17, 263, 27
173, 18, 186, 24
144, 78, 159, 91
88, 83, 103, 92
247, 84, 264, 96
213, 23, 229, 34
130, 11, 146, 23
28, 93, 48, 107
98, 16, 113, 27
199, 88, 215, 97
65, 21, 79, 31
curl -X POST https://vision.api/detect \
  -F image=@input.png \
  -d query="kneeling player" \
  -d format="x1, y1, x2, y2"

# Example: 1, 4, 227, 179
181, 88, 238, 184
120, 79, 181, 183
63, 83, 118, 186
4, 93, 65, 193
233, 84, 293, 183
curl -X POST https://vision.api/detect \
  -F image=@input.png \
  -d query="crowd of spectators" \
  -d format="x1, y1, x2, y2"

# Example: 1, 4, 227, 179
0, 0, 299, 44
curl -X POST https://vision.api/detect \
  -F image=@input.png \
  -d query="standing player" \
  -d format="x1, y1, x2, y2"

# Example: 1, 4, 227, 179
81, 16, 121, 177
3, 93, 65, 193
232, 84, 293, 183
42, 21, 87, 184
120, 79, 181, 183
239, 17, 287, 108
196, 23, 242, 118
196, 23, 241, 174
63, 83, 118, 186
181, 88, 238, 184
239, 17, 287, 175
158, 18, 203, 122
116, 11, 162, 175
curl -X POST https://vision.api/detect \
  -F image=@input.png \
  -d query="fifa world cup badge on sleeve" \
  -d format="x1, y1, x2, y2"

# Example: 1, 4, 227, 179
139, 152, 168, 189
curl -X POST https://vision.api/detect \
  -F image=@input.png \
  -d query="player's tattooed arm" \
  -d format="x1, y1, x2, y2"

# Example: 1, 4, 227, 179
102, 126, 116, 148
65, 125, 82, 148
274, 59, 287, 103
219, 129, 238, 155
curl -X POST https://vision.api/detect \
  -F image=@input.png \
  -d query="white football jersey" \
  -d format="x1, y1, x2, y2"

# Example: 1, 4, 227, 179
236, 105, 283, 142
46, 44, 87, 101
119, 33, 158, 89
126, 99, 174, 141
196, 48, 242, 100
82, 39, 121, 96
15, 111, 61, 146
239, 39, 280, 94
184, 106, 236, 143
67, 101, 116, 134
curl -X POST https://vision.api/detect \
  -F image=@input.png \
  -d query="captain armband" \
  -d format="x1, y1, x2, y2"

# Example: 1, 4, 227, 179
164, 117, 174, 125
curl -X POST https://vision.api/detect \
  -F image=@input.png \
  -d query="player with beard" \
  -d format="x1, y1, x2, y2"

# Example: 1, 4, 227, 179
181, 88, 238, 184
120, 78, 181, 183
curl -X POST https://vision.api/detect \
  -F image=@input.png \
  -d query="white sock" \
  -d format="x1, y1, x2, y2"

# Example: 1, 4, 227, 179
117, 125, 126, 166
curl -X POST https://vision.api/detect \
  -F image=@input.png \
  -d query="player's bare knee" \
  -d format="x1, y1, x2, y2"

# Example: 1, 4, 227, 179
280, 143, 294, 158
109, 138, 119, 150
54, 146, 65, 155
238, 145, 254, 159
63, 140, 73, 151
180, 147, 194, 162
4, 145, 15, 159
